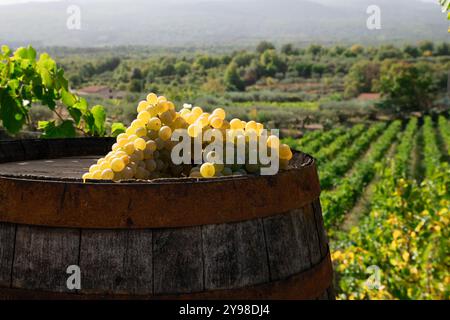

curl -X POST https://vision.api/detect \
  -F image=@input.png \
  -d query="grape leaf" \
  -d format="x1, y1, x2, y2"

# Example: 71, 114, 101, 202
61, 89, 76, 107
38, 120, 76, 138
0, 91, 27, 134
91, 105, 106, 136
111, 122, 126, 137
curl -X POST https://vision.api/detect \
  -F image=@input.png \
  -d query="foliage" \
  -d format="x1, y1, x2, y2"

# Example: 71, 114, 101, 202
344, 60, 380, 98
393, 117, 418, 178
438, 115, 450, 155
287, 127, 344, 154
378, 61, 435, 114
320, 123, 385, 189
314, 124, 365, 163
423, 116, 441, 177
321, 121, 402, 227
332, 162, 449, 300
0, 45, 120, 137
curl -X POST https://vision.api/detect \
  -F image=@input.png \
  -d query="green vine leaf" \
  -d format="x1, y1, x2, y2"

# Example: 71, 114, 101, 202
0, 91, 27, 134
111, 122, 126, 137
91, 105, 106, 136
38, 120, 76, 138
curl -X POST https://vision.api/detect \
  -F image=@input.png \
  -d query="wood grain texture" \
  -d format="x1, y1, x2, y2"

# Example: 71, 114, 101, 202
312, 198, 329, 258
263, 213, 311, 281
0, 223, 16, 287
0, 140, 25, 163
203, 219, 269, 290
0, 252, 333, 300
12, 225, 79, 292
153, 227, 203, 295
79, 229, 152, 295
297, 204, 322, 266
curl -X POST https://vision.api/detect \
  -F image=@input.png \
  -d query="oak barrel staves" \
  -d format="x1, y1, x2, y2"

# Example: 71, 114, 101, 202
0, 138, 333, 300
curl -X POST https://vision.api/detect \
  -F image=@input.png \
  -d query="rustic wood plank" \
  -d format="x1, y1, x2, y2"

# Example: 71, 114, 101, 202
263, 212, 311, 281
203, 219, 269, 290
12, 225, 79, 292
302, 203, 322, 266
153, 227, 203, 295
312, 198, 329, 258
0, 140, 25, 163
291, 205, 322, 266
21, 140, 49, 161
79, 229, 152, 295
0, 223, 16, 287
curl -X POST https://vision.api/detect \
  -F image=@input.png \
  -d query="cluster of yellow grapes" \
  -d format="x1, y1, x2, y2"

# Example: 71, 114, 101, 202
82, 93, 293, 181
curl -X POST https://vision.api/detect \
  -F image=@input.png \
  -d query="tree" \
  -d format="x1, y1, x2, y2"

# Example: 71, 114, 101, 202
306, 44, 324, 58
350, 44, 364, 56
130, 67, 143, 80
294, 61, 313, 78
128, 79, 143, 92
232, 51, 256, 67
194, 55, 221, 70
224, 62, 244, 91
281, 43, 296, 55
256, 41, 275, 54
436, 42, 450, 56
403, 45, 420, 58
242, 61, 259, 86
344, 60, 380, 98
378, 61, 435, 114
418, 41, 434, 55
377, 45, 404, 60
174, 61, 191, 77
259, 50, 287, 77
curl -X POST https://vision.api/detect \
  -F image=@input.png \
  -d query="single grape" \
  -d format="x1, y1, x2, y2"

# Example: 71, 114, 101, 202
101, 169, 114, 180
92, 170, 102, 179
191, 106, 203, 116
137, 111, 151, 123
230, 118, 244, 130
134, 138, 147, 151
137, 101, 149, 113
212, 108, 226, 120
146, 93, 158, 105
148, 117, 162, 131
159, 126, 172, 141
111, 158, 126, 172
200, 162, 215, 178
279, 144, 293, 160
210, 116, 223, 129
89, 164, 100, 173
82, 173, 92, 182
124, 142, 135, 155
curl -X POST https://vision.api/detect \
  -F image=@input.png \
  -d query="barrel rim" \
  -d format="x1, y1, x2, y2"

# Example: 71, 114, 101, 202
0, 138, 321, 229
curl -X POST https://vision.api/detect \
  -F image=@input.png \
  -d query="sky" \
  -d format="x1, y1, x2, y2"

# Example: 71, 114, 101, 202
0, 0, 439, 2
0, 0, 440, 4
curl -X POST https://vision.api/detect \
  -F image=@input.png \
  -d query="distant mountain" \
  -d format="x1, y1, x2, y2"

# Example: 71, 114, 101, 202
0, 0, 447, 48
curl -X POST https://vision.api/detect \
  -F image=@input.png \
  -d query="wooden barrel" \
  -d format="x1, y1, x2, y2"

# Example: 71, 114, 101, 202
0, 138, 333, 300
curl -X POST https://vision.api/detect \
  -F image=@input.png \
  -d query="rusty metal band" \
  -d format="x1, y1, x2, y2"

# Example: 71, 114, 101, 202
0, 139, 321, 229
0, 251, 333, 300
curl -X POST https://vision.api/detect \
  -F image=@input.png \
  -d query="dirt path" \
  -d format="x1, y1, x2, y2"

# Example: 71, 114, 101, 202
340, 142, 397, 232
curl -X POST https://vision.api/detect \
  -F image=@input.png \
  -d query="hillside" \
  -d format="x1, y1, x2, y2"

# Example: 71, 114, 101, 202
0, 0, 447, 48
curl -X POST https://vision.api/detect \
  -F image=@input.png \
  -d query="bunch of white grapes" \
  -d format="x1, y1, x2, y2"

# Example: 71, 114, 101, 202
82, 93, 293, 182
